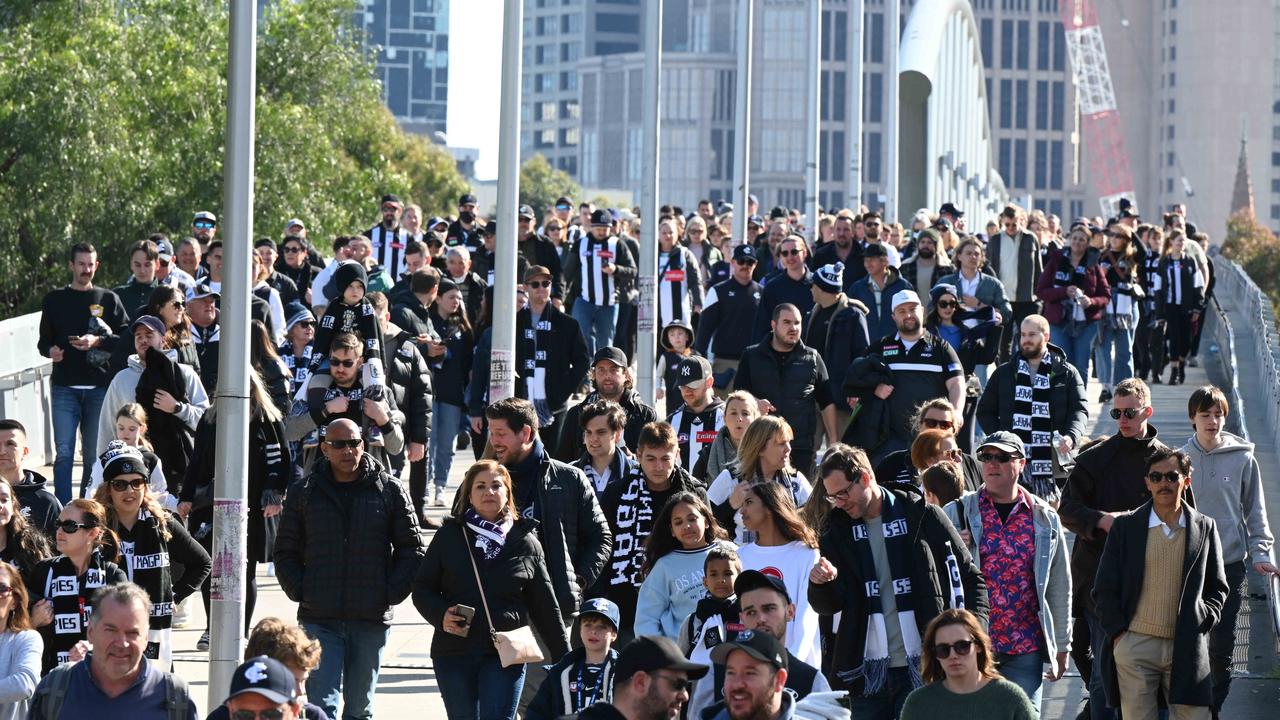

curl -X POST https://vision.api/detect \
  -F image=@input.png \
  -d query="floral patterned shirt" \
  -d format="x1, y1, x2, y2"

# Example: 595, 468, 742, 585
979, 488, 1043, 655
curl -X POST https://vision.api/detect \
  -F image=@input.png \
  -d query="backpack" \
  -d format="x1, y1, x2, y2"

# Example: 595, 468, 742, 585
31, 660, 191, 720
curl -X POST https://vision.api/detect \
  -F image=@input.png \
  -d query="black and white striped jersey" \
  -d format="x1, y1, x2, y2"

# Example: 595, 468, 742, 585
368, 224, 409, 278
668, 398, 725, 474
657, 245, 704, 329
575, 235, 623, 306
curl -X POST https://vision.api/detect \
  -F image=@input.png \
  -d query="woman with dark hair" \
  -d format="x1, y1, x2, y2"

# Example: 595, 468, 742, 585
634, 492, 731, 639
901, 609, 1036, 718
93, 446, 209, 667
413, 460, 569, 720
181, 370, 289, 651
0, 563, 40, 718
25, 499, 128, 674
0, 480, 51, 578
706, 416, 811, 543
1156, 232, 1205, 385
736, 481, 822, 667
1036, 224, 1110, 384
427, 281, 475, 506
250, 318, 292, 415
144, 285, 200, 372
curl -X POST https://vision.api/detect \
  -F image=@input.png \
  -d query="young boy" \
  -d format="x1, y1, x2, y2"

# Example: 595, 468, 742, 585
571, 400, 635, 495
677, 545, 743, 658
298, 261, 385, 397
921, 461, 966, 507
526, 598, 621, 720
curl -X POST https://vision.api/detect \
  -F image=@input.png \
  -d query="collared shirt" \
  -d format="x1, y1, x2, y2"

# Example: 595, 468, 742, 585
1148, 506, 1187, 539
978, 488, 1042, 655
59, 655, 198, 720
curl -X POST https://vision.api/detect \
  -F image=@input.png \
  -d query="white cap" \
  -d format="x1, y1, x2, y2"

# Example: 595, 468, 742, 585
284, 218, 305, 233
891, 289, 922, 311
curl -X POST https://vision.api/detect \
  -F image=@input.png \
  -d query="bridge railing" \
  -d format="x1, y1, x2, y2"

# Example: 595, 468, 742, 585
0, 312, 54, 467
1210, 256, 1280, 654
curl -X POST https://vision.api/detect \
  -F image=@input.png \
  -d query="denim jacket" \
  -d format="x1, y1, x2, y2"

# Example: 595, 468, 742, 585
945, 488, 1072, 659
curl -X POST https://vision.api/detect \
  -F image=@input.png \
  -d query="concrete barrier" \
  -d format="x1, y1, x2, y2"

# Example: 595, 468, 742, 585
0, 312, 54, 466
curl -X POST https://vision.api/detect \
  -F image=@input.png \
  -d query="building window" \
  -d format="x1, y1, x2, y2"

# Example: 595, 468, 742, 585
1017, 20, 1030, 70
538, 102, 556, 122
1271, 178, 1280, 194
560, 128, 579, 147
1035, 80, 1049, 130
832, 71, 846, 122
595, 13, 638, 34
1052, 81, 1065, 131
999, 138, 1012, 181
865, 132, 882, 183
1015, 80, 1028, 129
1053, 23, 1066, 70
870, 12, 884, 63
1001, 20, 1014, 69
1070, 200, 1084, 219
999, 78, 1013, 129
1051, 141, 1064, 190
1272, 205, 1280, 220
1037, 21, 1051, 70
560, 100, 579, 120
1014, 139, 1027, 188
1034, 140, 1048, 190
868, 73, 883, 123
981, 18, 993, 69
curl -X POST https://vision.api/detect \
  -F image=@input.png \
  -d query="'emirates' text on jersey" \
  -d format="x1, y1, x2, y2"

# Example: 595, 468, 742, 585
669, 399, 726, 474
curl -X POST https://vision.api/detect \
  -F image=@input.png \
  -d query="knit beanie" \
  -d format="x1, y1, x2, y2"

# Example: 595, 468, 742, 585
813, 262, 844, 294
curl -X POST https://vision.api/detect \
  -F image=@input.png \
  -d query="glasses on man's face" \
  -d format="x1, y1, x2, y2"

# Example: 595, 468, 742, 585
1147, 470, 1182, 484
976, 451, 1018, 464
824, 479, 858, 506
526, 280, 552, 289
779, 248, 802, 258
56, 520, 95, 534
194, 221, 215, 230
231, 710, 288, 720
921, 418, 954, 431
651, 672, 692, 694
329, 357, 357, 369
1110, 407, 1148, 420
109, 478, 147, 492
932, 639, 975, 659
326, 438, 363, 450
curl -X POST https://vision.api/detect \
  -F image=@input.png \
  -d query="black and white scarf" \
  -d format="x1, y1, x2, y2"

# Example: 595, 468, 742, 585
115, 509, 175, 630
519, 309, 554, 425
609, 470, 659, 589
848, 493, 923, 695
464, 508, 512, 562
1013, 355, 1057, 501
40, 552, 113, 669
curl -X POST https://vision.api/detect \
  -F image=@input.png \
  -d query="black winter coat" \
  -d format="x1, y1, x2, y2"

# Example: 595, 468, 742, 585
841, 356, 893, 450
515, 305, 590, 415
413, 517, 570, 661
1093, 501, 1228, 708
135, 346, 195, 495
975, 343, 1089, 447
556, 390, 658, 462
526, 647, 618, 720
735, 337, 831, 456
806, 296, 870, 414
273, 455, 424, 623
807, 489, 988, 695
384, 325, 433, 446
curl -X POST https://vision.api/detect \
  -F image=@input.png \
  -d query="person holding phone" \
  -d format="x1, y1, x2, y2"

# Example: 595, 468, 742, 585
413, 460, 570, 720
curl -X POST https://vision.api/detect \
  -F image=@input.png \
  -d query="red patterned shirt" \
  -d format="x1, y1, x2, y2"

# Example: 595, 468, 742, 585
978, 487, 1043, 655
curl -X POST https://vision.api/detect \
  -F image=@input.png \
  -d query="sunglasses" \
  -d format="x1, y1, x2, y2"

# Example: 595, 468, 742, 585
977, 451, 1019, 464
921, 418, 955, 431
933, 639, 975, 659
779, 248, 802, 257
109, 478, 147, 492
1146, 470, 1183, 484
326, 438, 363, 449
170, 300, 185, 309
283, 246, 305, 254
1109, 407, 1148, 420
941, 448, 964, 461
193, 221, 215, 229
328, 357, 357, 368
935, 300, 959, 310
0, 584, 11, 597
231, 710, 288, 720
56, 520, 96, 534
296, 321, 316, 329
526, 280, 552, 289
651, 672, 692, 693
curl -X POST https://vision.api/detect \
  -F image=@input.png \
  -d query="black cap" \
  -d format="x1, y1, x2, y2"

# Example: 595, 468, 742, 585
459, 193, 478, 206
939, 202, 965, 218
590, 208, 613, 227
769, 206, 789, 220
732, 244, 759, 263
593, 346, 628, 369
480, 221, 497, 236
863, 243, 889, 259
614, 636, 709, 684
709, 629, 788, 672
227, 655, 299, 705
932, 217, 953, 231
675, 355, 712, 387
381, 194, 403, 208
555, 196, 574, 208
734, 569, 791, 603
519, 204, 536, 220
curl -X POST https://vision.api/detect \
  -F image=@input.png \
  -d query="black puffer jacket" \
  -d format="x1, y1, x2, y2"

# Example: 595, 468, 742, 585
976, 343, 1089, 448
383, 324, 433, 446
556, 389, 658, 461
734, 336, 831, 456
273, 455, 424, 623
413, 516, 569, 660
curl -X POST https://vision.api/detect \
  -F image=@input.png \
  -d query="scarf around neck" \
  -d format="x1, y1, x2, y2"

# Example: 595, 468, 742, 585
40, 551, 114, 670
116, 508, 175, 631
610, 468, 663, 589
1014, 355, 1058, 502
464, 508, 513, 561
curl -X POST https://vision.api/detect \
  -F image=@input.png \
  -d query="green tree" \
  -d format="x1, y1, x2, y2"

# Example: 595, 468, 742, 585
1221, 210, 1280, 313
519, 154, 581, 221
0, 0, 466, 316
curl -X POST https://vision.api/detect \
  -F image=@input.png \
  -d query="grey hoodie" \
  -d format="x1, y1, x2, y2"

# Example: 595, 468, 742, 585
1180, 431, 1275, 565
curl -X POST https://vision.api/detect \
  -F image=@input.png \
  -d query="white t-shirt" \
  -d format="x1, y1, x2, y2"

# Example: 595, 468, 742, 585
737, 541, 822, 667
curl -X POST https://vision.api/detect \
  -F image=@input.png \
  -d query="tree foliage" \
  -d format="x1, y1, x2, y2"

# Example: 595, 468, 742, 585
1221, 210, 1280, 313
0, 0, 467, 316
519, 154, 581, 220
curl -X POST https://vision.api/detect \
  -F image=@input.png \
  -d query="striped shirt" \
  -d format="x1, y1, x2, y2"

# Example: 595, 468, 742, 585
368, 224, 409, 278
657, 246, 702, 329
668, 398, 725, 474
577, 236, 622, 306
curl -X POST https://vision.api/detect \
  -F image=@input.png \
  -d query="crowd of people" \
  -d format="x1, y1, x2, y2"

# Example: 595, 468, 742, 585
1, 192, 1271, 720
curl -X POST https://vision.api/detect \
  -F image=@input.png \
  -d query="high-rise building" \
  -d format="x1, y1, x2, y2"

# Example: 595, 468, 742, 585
356, 0, 451, 136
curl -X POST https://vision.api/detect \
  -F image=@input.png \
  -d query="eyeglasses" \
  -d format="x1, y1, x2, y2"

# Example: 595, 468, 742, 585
231, 710, 288, 720
326, 438, 363, 449
932, 639, 975, 659
1146, 470, 1183, 484
109, 478, 147, 492
0, 584, 12, 597
977, 451, 1019, 464
935, 300, 959, 310
283, 246, 305, 254
824, 479, 859, 506
526, 280, 552, 289
193, 221, 215, 229
328, 357, 357, 368
651, 672, 692, 694
921, 418, 955, 431
779, 248, 802, 257
941, 448, 964, 461
56, 520, 96, 534
1109, 407, 1148, 420
170, 300, 185, 309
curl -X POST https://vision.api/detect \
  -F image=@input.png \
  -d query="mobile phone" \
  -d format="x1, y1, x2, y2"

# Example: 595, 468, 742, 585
454, 605, 475, 626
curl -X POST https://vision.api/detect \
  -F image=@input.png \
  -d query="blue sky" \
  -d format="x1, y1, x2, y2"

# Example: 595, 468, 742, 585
447, 0, 502, 180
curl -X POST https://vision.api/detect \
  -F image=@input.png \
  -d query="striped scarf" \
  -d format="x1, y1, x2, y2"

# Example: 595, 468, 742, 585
464, 508, 512, 562
1013, 356, 1057, 501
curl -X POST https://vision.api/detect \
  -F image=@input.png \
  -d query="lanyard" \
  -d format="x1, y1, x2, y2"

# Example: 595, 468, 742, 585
573, 661, 604, 710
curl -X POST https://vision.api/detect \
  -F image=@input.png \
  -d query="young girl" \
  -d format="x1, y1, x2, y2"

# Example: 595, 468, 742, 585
656, 319, 698, 409
700, 390, 760, 484
93, 446, 210, 667
1156, 232, 1204, 385
85, 405, 174, 509
707, 416, 812, 543
0, 479, 52, 576
26, 499, 128, 674
633, 492, 732, 639
736, 481, 822, 667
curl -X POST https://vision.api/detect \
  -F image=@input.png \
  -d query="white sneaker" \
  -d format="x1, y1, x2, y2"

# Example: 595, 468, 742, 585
266, 562, 276, 577
433, 486, 446, 507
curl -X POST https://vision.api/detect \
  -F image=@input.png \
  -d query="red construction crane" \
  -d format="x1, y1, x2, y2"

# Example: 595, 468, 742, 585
1061, 0, 1135, 218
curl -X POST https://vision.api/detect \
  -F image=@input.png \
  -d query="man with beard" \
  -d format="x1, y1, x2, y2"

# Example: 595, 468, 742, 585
556, 347, 659, 460
363, 194, 409, 279
752, 236, 815, 343
564, 209, 638, 357
707, 631, 796, 720
577, 636, 708, 720
667, 356, 725, 477
987, 204, 1044, 361
519, 205, 567, 307
735, 304, 837, 478
848, 244, 913, 341
898, 228, 953, 298
192, 210, 218, 250
809, 211, 862, 274
850, 291, 965, 464
977, 314, 1087, 503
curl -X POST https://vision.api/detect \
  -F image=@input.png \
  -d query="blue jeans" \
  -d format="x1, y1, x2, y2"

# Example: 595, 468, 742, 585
303, 620, 390, 720
435, 651, 526, 720
1051, 322, 1099, 387
1096, 323, 1135, 389
848, 666, 913, 720
1086, 610, 1117, 720
995, 651, 1044, 714
428, 402, 465, 490
51, 384, 107, 503
571, 301, 619, 357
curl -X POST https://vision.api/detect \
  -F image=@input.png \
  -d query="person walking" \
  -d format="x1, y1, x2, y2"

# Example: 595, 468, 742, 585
564, 209, 637, 356
1155, 232, 1205, 386
1036, 226, 1110, 384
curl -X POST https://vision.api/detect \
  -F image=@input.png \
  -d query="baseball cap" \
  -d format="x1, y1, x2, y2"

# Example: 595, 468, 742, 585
458, 193, 478, 206
227, 655, 299, 705
523, 265, 553, 283
676, 355, 712, 388
709, 628, 788, 672
518, 205, 536, 220
747, 214, 765, 227
732, 244, 759, 263
891, 289, 922, 311
284, 218, 306, 233
578, 598, 620, 631
734, 569, 791, 603
555, 196, 574, 209
381, 194, 403, 208
590, 209, 613, 227
130, 315, 166, 336
479, 221, 497, 237
193, 211, 217, 225
614, 636, 709, 684
939, 202, 965, 218
593, 346, 628, 369
186, 283, 219, 302
863, 243, 889, 259
932, 217, 953, 231
977, 431, 1025, 457
154, 239, 175, 261
427, 216, 449, 230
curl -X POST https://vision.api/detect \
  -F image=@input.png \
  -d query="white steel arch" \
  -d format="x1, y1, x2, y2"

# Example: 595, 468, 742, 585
898, 0, 1009, 219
